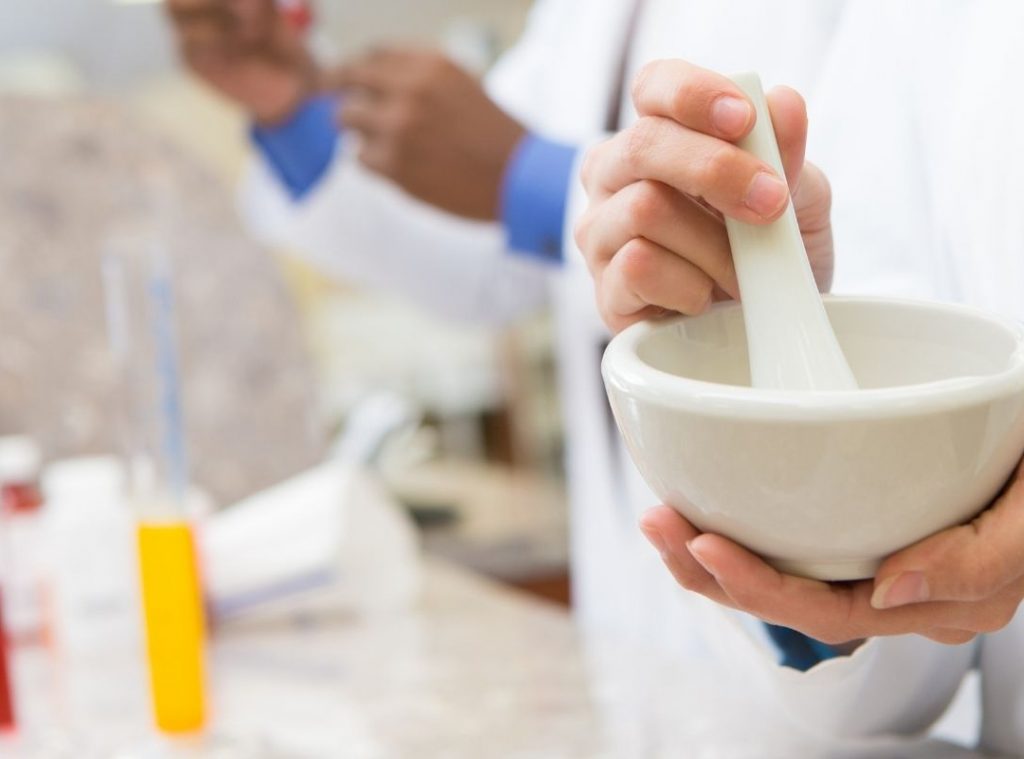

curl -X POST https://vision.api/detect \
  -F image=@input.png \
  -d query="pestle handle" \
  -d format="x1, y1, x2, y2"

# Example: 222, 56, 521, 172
724, 73, 858, 391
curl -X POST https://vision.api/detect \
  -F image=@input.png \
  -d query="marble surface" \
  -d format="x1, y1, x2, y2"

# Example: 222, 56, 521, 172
391, 459, 569, 582
0, 560, 987, 759
0, 96, 323, 505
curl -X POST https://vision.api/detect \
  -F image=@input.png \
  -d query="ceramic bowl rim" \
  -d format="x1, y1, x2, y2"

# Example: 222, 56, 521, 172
602, 295, 1024, 421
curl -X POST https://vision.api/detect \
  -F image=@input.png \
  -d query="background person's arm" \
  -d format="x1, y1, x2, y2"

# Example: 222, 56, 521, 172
167, 0, 560, 324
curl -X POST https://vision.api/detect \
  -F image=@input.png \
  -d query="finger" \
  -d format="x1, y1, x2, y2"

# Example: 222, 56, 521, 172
575, 180, 738, 299
766, 86, 807, 190
588, 117, 789, 223
169, 2, 232, 57
330, 49, 414, 95
685, 533, 864, 642
631, 59, 754, 140
319, 63, 357, 93
922, 628, 978, 646
792, 161, 833, 293
639, 506, 735, 607
598, 238, 714, 331
228, 0, 279, 45
685, 533, 1008, 643
872, 459, 1024, 608
337, 92, 387, 137
356, 138, 399, 178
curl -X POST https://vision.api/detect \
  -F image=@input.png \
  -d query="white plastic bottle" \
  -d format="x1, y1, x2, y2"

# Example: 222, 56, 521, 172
0, 436, 48, 643
42, 457, 140, 655
42, 457, 148, 731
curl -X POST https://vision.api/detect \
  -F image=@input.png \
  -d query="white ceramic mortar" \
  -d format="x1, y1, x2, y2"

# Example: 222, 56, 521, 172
603, 296, 1024, 579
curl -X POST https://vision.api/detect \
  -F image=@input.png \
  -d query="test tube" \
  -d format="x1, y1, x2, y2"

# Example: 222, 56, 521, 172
0, 588, 14, 732
103, 227, 207, 735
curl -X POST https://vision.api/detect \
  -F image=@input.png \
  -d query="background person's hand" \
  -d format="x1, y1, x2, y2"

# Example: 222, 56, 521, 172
639, 457, 1024, 647
575, 60, 834, 334
166, 0, 317, 125
333, 48, 526, 220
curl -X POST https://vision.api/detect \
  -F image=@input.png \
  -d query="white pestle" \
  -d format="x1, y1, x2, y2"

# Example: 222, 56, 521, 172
724, 73, 858, 391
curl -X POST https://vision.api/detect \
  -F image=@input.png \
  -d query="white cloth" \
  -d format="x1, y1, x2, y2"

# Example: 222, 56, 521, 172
239, 0, 1024, 752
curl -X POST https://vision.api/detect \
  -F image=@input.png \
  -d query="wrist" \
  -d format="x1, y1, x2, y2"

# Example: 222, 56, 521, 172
250, 73, 316, 127
250, 50, 321, 126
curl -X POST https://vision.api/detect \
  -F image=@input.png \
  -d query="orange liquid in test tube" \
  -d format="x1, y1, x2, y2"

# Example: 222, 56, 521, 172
138, 522, 206, 734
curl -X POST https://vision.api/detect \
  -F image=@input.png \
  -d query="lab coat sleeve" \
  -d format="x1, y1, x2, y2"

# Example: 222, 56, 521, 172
979, 604, 1024, 755
726, 617, 977, 741
238, 141, 552, 326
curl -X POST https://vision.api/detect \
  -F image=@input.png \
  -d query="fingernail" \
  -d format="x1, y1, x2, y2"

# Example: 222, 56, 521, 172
744, 172, 789, 218
871, 571, 930, 610
687, 539, 715, 575
711, 96, 752, 135
640, 523, 668, 555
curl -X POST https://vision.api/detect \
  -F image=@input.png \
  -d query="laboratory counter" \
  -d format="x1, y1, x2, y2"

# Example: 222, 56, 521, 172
1, 559, 985, 758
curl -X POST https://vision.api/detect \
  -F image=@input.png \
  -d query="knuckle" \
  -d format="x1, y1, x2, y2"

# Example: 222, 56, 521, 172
579, 144, 604, 191
630, 60, 661, 106
803, 163, 833, 214
683, 277, 714, 315
668, 79, 704, 124
622, 118, 660, 172
573, 211, 595, 256
597, 288, 628, 333
698, 143, 740, 189
623, 181, 667, 231
617, 239, 656, 291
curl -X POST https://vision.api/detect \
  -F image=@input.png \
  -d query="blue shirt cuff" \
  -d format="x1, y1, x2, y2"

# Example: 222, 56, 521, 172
500, 134, 577, 263
764, 624, 843, 672
250, 95, 340, 201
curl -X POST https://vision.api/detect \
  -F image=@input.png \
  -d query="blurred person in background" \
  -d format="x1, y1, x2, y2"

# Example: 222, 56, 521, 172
168, 0, 1024, 752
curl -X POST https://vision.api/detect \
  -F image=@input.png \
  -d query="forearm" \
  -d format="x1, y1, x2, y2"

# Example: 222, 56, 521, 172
239, 142, 551, 325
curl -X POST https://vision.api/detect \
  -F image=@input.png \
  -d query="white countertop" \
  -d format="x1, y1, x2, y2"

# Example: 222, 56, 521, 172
1, 560, 985, 758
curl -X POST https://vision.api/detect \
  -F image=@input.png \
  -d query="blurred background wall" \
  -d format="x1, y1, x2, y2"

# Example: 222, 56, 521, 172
0, 0, 569, 601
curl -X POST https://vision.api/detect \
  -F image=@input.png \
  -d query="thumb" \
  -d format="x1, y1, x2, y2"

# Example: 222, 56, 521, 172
871, 459, 1024, 609
765, 85, 807, 191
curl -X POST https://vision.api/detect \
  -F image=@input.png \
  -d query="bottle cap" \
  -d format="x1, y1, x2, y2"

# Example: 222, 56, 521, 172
0, 436, 41, 484
42, 456, 125, 503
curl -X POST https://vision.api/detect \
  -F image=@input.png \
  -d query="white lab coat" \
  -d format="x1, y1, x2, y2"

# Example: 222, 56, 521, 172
239, 0, 1024, 753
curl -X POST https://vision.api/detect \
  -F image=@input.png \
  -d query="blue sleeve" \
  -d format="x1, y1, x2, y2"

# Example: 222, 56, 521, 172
764, 624, 842, 672
250, 95, 340, 201
500, 134, 578, 264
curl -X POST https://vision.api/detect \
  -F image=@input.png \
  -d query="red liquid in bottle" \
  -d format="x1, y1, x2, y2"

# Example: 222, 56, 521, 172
279, 0, 313, 32
0, 588, 15, 731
